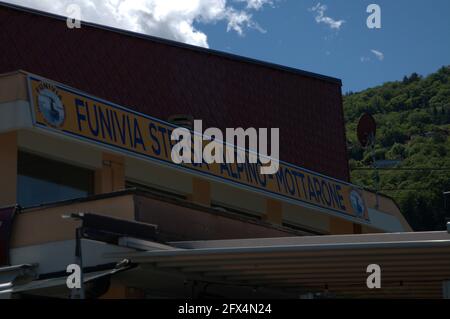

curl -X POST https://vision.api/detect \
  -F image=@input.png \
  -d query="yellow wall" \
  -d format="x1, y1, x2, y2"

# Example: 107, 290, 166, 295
329, 216, 355, 235
189, 177, 211, 206
264, 199, 283, 225
0, 131, 17, 207
363, 190, 413, 232
10, 194, 135, 248
95, 152, 125, 194
100, 281, 145, 299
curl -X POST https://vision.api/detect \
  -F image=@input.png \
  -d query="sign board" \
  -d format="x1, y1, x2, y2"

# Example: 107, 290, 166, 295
357, 113, 377, 147
28, 75, 370, 223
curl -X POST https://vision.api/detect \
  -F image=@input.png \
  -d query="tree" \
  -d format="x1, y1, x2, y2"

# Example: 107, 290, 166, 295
344, 65, 450, 231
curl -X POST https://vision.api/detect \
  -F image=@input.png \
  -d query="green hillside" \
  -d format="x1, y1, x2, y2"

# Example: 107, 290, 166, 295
344, 66, 450, 231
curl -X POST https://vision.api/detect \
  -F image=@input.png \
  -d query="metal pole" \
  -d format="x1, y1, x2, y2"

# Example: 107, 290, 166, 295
370, 133, 380, 209
441, 195, 450, 299
71, 227, 85, 299
444, 193, 450, 233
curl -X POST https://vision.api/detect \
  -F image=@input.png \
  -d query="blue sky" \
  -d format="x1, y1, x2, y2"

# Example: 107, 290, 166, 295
201, 0, 450, 92
7, 0, 450, 92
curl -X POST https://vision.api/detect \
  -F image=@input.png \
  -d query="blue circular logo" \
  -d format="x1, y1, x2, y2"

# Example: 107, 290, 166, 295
350, 190, 365, 217
37, 87, 65, 127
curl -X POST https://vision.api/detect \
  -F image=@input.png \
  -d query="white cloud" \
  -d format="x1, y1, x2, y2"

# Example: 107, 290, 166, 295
360, 50, 384, 63
309, 3, 345, 30
224, 7, 266, 35
5, 0, 273, 48
371, 49, 384, 61
236, 0, 273, 10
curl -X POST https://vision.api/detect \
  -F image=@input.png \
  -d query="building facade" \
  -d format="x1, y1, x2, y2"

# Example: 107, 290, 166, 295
0, 3, 430, 299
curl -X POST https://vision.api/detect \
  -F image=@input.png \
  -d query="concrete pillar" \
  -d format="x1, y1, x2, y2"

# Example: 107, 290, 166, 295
264, 199, 283, 225
0, 131, 17, 207
189, 177, 211, 206
95, 152, 125, 194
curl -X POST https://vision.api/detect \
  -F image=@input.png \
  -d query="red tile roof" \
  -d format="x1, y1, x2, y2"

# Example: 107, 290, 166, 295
0, 2, 350, 181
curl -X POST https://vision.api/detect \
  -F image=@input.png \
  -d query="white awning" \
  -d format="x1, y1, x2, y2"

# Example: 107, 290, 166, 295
105, 231, 450, 299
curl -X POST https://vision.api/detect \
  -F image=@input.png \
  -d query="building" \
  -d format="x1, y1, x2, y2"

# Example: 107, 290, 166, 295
0, 2, 449, 299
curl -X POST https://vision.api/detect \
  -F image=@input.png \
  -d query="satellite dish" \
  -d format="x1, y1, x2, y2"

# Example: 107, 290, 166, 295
357, 113, 376, 147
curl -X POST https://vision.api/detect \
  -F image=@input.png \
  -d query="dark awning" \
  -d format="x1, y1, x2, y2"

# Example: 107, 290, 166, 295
105, 231, 450, 299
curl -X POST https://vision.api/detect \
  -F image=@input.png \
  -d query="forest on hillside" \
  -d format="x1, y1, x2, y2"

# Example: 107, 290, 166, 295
344, 66, 450, 231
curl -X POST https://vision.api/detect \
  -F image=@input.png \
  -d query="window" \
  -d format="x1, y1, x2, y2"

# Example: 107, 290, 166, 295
17, 152, 94, 207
